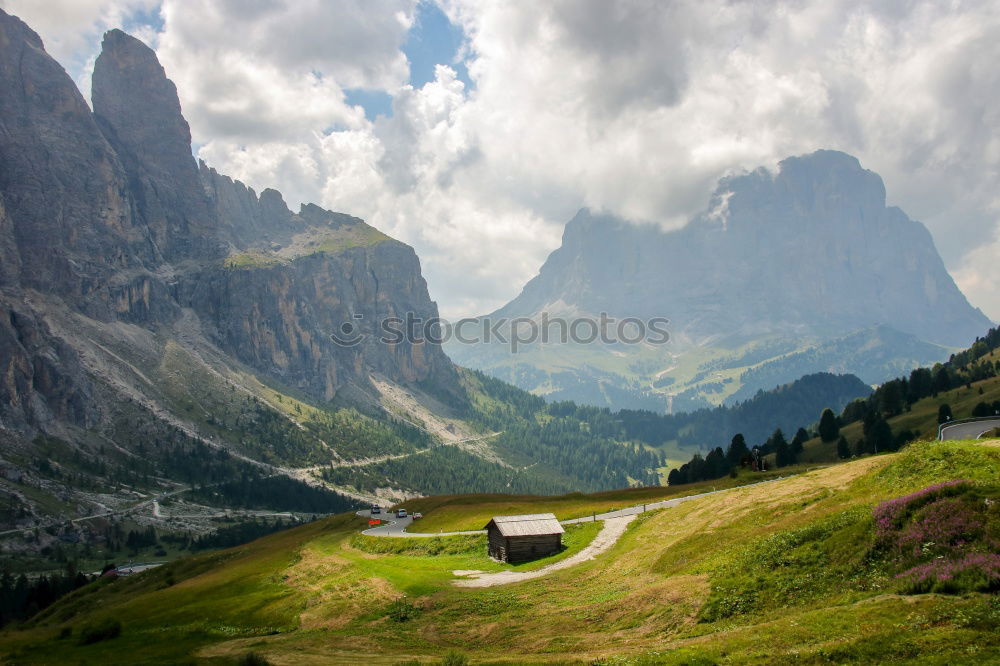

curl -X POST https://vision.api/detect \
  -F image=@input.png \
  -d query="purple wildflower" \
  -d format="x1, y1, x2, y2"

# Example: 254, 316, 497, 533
873, 480, 973, 543
896, 553, 1000, 590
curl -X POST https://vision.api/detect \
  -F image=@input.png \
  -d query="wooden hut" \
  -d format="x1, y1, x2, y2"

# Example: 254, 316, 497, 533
484, 513, 564, 563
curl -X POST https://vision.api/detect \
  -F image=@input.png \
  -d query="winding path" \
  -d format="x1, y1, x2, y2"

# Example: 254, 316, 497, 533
354, 477, 788, 587
452, 514, 636, 587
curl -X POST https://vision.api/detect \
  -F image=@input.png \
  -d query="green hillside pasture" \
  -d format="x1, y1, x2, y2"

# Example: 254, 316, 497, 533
2, 440, 997, 664
800, 362, 1000, 463
405, 467, 797, 533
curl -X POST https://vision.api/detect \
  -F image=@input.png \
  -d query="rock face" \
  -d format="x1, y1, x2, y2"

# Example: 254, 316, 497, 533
199, 161, 299, 248
450, 150, 993, 411
92, 29, 220, 263
0, 12, 153, 320
0, 10, 453, 433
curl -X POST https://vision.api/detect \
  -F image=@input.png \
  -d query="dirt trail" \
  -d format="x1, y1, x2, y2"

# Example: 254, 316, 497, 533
452, 514, 636, 588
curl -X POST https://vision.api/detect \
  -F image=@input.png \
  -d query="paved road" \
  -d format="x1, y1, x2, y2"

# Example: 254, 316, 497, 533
356, 510, 485, 538
939, 418, 1000, 441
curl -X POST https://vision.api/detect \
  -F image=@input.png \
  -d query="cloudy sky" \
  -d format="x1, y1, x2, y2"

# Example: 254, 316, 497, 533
3, 0, 998, 321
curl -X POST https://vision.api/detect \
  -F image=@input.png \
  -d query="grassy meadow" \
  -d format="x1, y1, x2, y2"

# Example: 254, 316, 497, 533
403, 467, 798, 533
0, 440, 997, 664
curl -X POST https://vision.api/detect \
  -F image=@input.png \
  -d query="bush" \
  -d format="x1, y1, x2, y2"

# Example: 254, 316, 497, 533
873, 480, 973, 542
897, 553, 1000, 594
237, 652, 272, 666
440, 651, 469, 666
872, 480, 1000, 595
77, 618, 121, 645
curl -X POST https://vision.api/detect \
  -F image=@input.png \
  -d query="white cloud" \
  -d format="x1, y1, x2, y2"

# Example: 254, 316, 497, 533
154, 0, 416, 145
7, 0, 1000, 321
0, 0, 158, 98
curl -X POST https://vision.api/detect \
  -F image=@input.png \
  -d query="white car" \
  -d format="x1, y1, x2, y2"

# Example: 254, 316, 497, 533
396, 509, 408, 518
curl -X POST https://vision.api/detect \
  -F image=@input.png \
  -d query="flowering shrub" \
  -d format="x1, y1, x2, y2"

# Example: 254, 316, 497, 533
873, 480, 972, 543
897, 553, 1000, 594
872, 480, 999, 595
894, 497, 985, 557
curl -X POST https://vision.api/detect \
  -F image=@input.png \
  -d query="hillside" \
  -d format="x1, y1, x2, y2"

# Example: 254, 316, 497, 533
1, 439, 996, 664
658, 325, 1000, 485
800, 346, 1000, 463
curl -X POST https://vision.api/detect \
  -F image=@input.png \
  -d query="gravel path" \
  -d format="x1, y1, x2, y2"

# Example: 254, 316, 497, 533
452, 514, 636, 588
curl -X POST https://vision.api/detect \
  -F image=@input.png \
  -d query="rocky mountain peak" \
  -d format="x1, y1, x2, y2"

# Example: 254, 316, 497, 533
93, 29, 192, 167
716, 149, 888, 233
93, 28, 218, 261
458, 150, 993, 412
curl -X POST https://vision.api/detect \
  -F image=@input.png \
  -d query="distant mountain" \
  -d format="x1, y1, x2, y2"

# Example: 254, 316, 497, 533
448, 150, 992, 411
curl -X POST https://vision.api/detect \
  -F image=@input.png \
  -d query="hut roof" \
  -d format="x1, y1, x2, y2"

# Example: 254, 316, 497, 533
484, 513, 564, 537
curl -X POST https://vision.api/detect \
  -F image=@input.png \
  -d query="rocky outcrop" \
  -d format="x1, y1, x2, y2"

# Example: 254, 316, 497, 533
0, 303, 96, 432
0, 11, 154, 318
184, 240, 451, 400
199, 161, 301, 249
92, 29, 220, 262
192, 161, 454, 399
0, 10, 456, 433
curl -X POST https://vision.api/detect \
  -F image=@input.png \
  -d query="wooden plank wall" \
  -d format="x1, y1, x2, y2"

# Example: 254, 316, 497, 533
487, 528, 562, 563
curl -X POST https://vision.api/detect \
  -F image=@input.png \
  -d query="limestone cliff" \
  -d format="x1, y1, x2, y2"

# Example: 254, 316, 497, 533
0, 10, 453, 436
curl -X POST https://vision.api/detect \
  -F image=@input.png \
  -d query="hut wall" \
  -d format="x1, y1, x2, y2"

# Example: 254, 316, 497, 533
504, 533, 562, 563
487, 527, 508, 561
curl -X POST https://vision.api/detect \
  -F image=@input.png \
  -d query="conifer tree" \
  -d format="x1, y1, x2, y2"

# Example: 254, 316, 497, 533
818, 408, 839, 442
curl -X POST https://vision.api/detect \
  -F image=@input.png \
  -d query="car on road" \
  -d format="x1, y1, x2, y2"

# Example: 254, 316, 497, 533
370, 505, 381, 515
412, 512, 423, 519
396, 509, 408, 518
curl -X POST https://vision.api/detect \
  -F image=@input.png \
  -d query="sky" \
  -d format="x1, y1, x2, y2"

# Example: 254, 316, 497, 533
2, 0, 998, 322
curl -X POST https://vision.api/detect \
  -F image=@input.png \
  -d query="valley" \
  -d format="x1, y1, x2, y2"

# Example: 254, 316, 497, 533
1, 439, 995, 663
0, 11, 664, 577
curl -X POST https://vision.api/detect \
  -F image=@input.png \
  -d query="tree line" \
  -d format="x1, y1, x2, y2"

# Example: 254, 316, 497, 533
185, 473, 355, 514
0, 564, 91, 628
667, 325, 1000, 485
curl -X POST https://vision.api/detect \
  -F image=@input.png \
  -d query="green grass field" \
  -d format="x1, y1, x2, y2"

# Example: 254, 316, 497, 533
1, 440, 997, 664
402, 467, 801, 533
